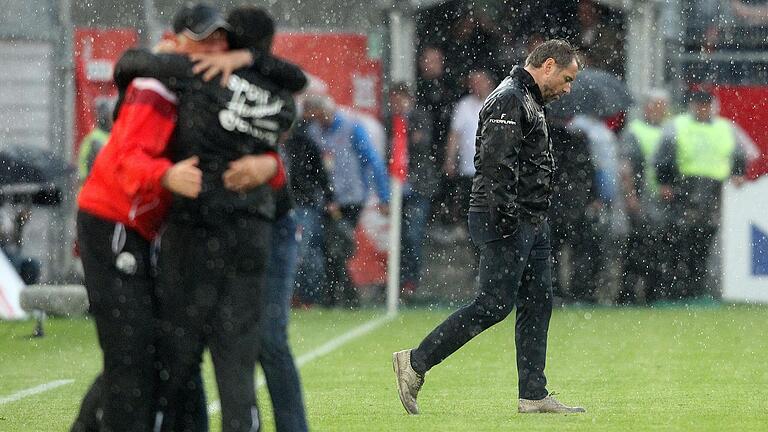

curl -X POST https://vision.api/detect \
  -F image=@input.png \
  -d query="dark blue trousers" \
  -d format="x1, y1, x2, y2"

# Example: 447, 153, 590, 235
410, 211, 554, 400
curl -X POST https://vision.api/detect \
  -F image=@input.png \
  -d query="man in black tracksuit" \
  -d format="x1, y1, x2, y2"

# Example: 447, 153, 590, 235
114, 8, 304, 432
393, 40, 586, 415
548, 119, 596, 301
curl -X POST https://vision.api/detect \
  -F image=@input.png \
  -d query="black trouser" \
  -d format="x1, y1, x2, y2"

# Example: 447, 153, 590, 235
323, 204, 361, 307
410, 212, 553, 400
74, 211, 158, 432
671, 223, 717, 299
73, 211, 208, 432
568, 215, 603, 303
551, 216, 599, 302
617, 221, 664, 304
72, 374, 208, 432
154, 217, 270, 432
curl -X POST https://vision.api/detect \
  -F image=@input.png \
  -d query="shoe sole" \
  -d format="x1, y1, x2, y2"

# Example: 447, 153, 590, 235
518, 406, 586, 414
392, 352, 419, 415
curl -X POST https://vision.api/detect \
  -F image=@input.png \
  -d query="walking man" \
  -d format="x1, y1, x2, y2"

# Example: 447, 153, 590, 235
392, 39, 585, 415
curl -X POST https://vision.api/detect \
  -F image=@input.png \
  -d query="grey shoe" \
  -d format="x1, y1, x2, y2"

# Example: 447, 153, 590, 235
518, 394, 586, 414
392, 349, 424, 415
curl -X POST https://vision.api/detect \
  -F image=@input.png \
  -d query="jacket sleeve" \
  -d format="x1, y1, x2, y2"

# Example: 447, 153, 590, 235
113, 85, 176, 200
483, 93, 524, 238
351, 123, 390, 204
619, 132, 643, 198
249, 49, 308, 92
114, 49, 194, 93
731, 124, 755, 177
412, 109, 434, 159
275, 91, 298, 133
655, 124, 678, 186
306, 135, 336, 204
264, 151, 287, 190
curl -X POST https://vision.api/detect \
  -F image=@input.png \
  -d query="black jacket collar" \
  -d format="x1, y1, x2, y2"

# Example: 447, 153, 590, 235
511, 66, 545, 106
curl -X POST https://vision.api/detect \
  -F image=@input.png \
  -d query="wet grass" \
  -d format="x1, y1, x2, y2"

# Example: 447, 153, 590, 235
1, 305, 767, 431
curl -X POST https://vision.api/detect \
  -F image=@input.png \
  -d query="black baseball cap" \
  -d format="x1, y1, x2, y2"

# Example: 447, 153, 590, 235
172, 3, 231, 41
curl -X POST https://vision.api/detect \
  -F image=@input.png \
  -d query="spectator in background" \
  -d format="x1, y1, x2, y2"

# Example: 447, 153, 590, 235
303, 94, 390, 307
0, 204, 39, 285
289, 116, 336, 307
443, 9, 502, 97
569, 112, 626, 303
416, 46, 451, 169
616, 89, 670, 305
386, 82, 435, 300
731, 0, 768, 25
416, 46, 456, 238
77, 99, 113, 184
443, 69, 495, 235
656, 89, 749, 300
548, 116, 595, 303
416, 46, 455, 232
576, 0, 625, 76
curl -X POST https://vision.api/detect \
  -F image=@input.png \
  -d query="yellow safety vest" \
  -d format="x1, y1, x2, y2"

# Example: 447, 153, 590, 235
674, 114, 735, 181
628, 119, 663, 195
78, 128, 110, 182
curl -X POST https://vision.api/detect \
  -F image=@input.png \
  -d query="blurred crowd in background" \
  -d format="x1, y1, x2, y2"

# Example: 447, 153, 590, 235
2, 0, 766, 308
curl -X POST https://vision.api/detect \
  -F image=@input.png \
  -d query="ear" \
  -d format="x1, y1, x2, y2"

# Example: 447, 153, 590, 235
543, 58, 557, 74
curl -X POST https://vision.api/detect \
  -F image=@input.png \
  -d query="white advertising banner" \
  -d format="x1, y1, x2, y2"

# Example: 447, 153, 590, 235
0, 248, 28, 320
722, 177, 768, 303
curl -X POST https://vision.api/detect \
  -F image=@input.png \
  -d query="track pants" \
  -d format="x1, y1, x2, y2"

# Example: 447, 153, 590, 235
74, 211, 158, 432
410, 211, 553, 400
154, 217, 270, 432
73, 211, 209, 432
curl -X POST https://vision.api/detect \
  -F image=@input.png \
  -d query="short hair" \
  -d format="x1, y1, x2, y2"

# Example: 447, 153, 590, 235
303, 94, 336, 113
468, 68, 494, 81
686, 89, 713, 104
525, 39, 581, 69
645, 88, 670, 103
226, 6, 275, 51
389, 82, 412, 98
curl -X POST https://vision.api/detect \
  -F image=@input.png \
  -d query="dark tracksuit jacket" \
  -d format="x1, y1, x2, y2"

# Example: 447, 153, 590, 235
115, 49, 303, 432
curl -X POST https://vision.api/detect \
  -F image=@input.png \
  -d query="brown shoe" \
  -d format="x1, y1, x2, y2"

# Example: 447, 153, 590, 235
392, 349, 424, 415
518, 394, 586, 414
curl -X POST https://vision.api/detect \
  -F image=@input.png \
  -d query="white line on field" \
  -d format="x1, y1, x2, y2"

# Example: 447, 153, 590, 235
0, 379, 75, 405
207, 312, 396, 415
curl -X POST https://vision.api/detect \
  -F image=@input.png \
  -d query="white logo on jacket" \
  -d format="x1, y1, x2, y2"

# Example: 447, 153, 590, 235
489, 118, 517, 125
218, 75, 284, 144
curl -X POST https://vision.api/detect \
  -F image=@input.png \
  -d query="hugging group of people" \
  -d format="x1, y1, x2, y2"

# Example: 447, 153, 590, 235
73, 3, 309, 432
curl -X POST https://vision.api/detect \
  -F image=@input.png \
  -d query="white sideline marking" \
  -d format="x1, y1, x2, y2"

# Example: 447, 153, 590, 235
0, 379, 75, 405
207, 313, 395, 415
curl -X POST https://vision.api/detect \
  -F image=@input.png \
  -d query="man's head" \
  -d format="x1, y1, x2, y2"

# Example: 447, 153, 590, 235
467, 69, 494, 99
524, 39, 581, 105
94, 98, 115, 132
302, 94, 336, 127
227, 6, 275, 51
643, 88, 669, 125
389, 82, 414, 116
172, 3, 230, 55
418, 46, 444, 79
687, 89, 714, 122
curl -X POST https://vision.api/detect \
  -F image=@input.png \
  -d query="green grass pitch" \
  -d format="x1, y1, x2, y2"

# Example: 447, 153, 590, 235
2, 305, 768, 431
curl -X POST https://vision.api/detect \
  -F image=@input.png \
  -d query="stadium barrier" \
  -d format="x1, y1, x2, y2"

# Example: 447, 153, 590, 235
722, 176, 768, 303
19, 284, 89, 317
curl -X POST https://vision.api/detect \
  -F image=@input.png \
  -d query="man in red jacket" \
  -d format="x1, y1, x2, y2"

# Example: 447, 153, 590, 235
72, 8, 285, 432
